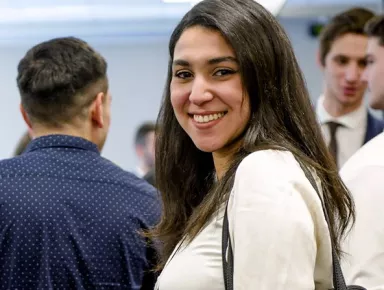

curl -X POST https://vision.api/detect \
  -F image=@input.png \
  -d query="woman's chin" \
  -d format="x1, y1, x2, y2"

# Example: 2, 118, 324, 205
194, 142, 220, 153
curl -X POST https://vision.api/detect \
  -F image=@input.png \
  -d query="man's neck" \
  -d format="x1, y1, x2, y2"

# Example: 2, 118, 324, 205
322, 93, 362, 118
31, 125, 93, 144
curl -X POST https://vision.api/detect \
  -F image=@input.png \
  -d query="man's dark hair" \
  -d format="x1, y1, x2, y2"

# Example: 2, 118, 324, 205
135, 122, 156, 147
319, 7, 375, 65
365, 15, 384, 45
17, 37, 108, 127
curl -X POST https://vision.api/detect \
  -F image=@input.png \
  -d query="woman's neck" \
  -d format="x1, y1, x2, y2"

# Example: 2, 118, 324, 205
212, 139, 243, 180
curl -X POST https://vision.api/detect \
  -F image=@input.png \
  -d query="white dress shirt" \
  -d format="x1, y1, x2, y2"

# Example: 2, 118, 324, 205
156, 150, 333, 290
340, 132, 384, 289
316, 96, 367, 168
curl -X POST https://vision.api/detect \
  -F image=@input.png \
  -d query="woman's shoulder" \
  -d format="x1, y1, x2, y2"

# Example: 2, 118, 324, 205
234, 149, 323, 206
236, 149, 301, 179
230, 150, 332, 288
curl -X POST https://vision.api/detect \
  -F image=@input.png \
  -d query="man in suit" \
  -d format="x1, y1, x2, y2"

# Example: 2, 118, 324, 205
340, 15, 384, 288
316, 7, 384, 168
0, 37, 160, 289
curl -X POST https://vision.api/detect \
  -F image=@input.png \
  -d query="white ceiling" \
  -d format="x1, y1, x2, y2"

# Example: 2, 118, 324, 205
282, 0, 380, 17
0, 0, 381, 44
0, 0, 380, 19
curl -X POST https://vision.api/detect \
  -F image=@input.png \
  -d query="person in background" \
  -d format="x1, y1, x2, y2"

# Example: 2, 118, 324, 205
134, 122, 156, 178
0, 36, 160, 289
153, 0, 354, 289
316, 7, 384, 168
340, 15, 384, 289
13, 130, 31, 156
143, 168, 156, 188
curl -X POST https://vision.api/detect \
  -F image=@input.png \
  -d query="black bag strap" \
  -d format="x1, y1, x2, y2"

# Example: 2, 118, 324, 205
222, 201, 233, 290
296, 159, 347, 290
222, 157, 348, 290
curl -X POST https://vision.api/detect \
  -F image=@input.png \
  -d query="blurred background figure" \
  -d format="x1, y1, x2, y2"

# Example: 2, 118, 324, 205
316, 7, 384, 168
13, 130, 31, 156
341, 14, 384, 289
143, 168, 156, 188
134, 121, 156, 178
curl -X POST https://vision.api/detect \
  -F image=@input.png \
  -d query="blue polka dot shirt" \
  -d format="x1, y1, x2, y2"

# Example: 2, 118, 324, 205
0, 134, 161, 289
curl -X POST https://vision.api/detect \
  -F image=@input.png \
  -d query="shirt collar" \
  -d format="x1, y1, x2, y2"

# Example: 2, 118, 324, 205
25, 134, 100, 154
316, 95, 367, 129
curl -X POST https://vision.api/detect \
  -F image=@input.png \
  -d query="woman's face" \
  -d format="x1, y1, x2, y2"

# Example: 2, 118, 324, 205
170, 26, 251, 156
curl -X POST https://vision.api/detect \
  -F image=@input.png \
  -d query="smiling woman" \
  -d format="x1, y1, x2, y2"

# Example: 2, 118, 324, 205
152, 0, 355, 289
170, 26, 250, 174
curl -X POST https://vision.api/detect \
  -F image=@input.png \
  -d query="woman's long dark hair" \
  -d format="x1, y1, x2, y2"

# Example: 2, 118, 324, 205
152, 0, 354, 270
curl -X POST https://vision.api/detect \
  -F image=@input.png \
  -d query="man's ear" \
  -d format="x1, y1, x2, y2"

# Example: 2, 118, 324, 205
20, 103, 32, 130
90, 92, 105, 128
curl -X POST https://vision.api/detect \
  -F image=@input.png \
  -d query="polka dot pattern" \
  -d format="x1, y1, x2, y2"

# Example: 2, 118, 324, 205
0, 134, 161, 289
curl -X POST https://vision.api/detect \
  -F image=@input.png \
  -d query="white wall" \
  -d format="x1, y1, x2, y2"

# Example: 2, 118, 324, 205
0, 18, 355, 170
280, 18, 323, 101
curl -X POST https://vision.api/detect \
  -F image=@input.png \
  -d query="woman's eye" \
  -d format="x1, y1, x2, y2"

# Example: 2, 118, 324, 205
214, 69, 235, 76
175, 71, 193, 79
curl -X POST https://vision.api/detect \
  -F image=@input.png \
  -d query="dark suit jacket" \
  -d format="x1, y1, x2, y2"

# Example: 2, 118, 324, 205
364, 112, 384, 144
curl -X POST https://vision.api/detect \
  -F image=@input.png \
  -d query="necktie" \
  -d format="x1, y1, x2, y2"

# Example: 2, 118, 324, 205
328, 121, 341, 167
